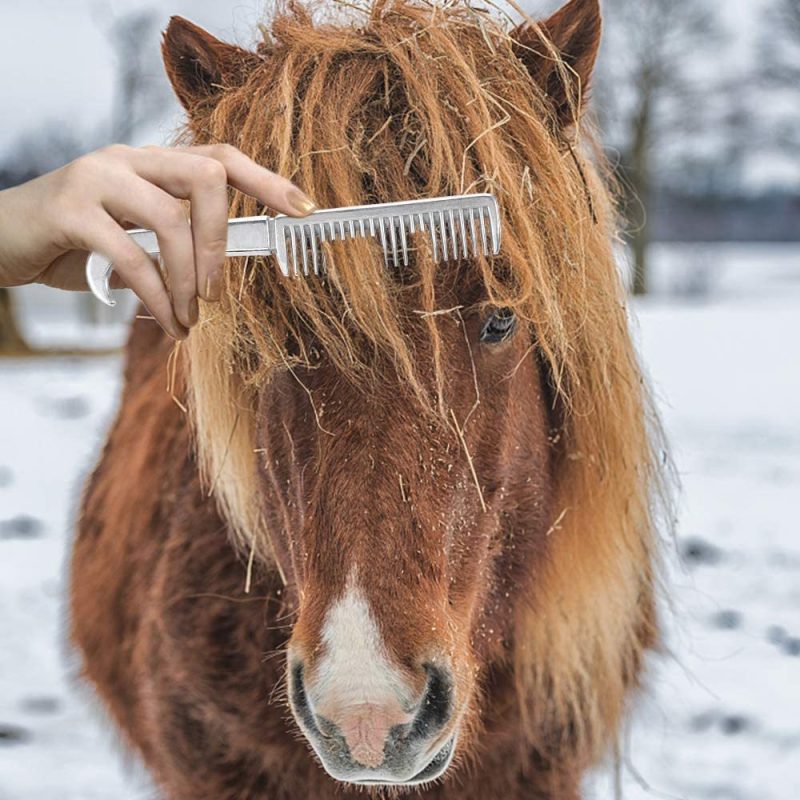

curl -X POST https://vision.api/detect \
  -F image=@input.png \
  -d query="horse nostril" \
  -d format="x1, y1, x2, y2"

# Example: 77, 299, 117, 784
290, 662, 306, 709
410, 663, 453, 740
290, 662, 319, 735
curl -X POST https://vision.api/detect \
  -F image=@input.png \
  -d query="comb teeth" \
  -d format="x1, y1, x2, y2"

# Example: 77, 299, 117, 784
273, 194, 500, 278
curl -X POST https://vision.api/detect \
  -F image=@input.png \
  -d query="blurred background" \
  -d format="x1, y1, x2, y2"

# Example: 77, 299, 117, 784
0, 0, 798, 798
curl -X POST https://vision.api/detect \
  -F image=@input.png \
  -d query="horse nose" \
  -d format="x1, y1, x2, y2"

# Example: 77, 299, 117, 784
290, 661, 455, 783
323, 701, 411, 769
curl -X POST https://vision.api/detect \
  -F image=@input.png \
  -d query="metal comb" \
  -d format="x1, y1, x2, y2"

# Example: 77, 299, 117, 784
86, 193, 501, 306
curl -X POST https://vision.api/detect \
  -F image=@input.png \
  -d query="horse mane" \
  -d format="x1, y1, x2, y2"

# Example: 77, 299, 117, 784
177, 0, 672, 768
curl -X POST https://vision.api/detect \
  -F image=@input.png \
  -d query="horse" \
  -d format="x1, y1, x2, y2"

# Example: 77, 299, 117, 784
70, 0, 669, 797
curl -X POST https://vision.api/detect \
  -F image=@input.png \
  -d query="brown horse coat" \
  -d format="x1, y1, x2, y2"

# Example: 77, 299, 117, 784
71, 0, 668, 797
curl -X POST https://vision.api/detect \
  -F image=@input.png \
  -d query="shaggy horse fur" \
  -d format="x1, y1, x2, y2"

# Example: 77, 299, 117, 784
70, 0, 671, 797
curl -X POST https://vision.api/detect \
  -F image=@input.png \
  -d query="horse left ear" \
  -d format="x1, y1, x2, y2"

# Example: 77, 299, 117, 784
162, 16, 261, 112
510, 0, 602, 130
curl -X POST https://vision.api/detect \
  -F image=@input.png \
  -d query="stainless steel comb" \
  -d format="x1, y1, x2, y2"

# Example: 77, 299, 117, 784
86, 193, 500, 306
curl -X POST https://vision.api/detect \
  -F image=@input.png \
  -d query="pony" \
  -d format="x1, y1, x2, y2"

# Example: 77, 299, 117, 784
70, 0, 669, 796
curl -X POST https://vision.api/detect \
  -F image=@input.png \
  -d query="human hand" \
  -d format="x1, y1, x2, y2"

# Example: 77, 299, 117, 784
0, 143, 317, 339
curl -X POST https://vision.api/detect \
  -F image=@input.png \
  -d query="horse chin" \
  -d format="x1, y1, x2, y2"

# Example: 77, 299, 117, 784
401, 733, 457, 785
326, 734, 457, 789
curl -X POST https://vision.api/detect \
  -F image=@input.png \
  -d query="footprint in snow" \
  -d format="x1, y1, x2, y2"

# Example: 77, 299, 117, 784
680, 536, 724, 567
0, 724, 30, 745
20, 696, 61, 715
783, 638, 800, 657
720, 714, 752, 736
764, 626, 800, 656
710, 610, 742, 630
689, 711, 754, 736
766, 625, 787, 645
0, 515, 44, 540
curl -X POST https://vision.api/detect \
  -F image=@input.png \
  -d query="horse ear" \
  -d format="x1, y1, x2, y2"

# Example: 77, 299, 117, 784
511, 0, 602, 130
162, 16, 260, 111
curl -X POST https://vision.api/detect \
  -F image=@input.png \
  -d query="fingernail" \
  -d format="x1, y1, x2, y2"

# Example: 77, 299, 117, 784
203, 274, 222, 302
171, 320, 189, 340
286, 187, 317, 216
188, 297, 199, 326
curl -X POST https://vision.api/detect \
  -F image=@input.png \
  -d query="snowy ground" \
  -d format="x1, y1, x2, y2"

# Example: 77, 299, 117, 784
1, 244, 799, 799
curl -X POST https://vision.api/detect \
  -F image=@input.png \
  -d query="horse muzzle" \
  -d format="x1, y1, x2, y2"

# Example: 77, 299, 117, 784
288, 660, 458, 786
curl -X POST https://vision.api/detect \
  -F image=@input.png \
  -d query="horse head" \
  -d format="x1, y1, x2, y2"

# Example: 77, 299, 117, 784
156, 0, 660, 788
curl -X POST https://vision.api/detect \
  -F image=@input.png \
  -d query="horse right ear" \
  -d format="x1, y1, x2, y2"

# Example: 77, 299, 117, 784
162, 17, 261, 112
510, 0, 602, 130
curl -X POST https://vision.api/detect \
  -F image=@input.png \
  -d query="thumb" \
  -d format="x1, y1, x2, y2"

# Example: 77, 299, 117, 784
36, 250, 127, 292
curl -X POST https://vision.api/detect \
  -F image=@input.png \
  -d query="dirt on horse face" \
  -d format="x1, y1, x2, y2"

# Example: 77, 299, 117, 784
70, 0, 670, 797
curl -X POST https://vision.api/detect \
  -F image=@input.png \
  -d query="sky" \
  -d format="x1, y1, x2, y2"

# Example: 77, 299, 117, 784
0, 0, 267, 154
0, 0, 792, 190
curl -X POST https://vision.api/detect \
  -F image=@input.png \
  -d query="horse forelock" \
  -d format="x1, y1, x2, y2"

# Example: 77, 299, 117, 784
175, 0, 671, 768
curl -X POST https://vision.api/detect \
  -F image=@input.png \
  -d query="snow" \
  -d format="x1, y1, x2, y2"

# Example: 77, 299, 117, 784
590, 245, 800, 800
1, 244, 799, 798
0, 355, 152, 799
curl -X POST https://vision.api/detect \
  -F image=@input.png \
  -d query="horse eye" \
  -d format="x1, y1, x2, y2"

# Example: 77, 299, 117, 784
479, 308, 517, 344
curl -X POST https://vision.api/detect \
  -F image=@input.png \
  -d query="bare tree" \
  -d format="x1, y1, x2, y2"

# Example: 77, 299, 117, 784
595, 0, 720, 295
762, 0, 800, 85
0, 289, 30, 354
104, 9, 174, 145
759, 0, 800, 154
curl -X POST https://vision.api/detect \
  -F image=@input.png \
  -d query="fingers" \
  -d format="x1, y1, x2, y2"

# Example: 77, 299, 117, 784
185, 144, 317, 218
70, 212, 187, 339
36, 250, 95, 292
127, 148, 230, 302
125, 145, 318, 301
181, 158, 229, 302
103, 175, 198, 329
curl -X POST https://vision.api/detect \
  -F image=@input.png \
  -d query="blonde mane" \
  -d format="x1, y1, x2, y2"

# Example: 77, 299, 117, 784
179, 0, 671, 767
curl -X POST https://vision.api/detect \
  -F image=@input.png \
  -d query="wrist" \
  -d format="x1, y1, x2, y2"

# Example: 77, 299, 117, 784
0, 181, 58, 289
0, 186, 31, 287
